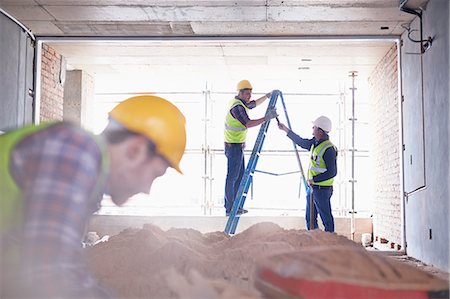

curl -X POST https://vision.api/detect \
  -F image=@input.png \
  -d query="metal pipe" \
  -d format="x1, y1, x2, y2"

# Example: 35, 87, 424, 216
202, 82, 208, 215
209, 143, 214, 215
95, 91, 340, 97
397, 38, 407, 251
0, 8, 35, 41
338, 91, 345, 216
399, 1, 422, 18
399, 0, 427, 54
210, 92, 341, 97
35, 35, 400, 43
342, 88, 349, 217
33, 40, 43, 124
309, 191, 314, 230
401, 11, 427, 198
349, 71, 358, 241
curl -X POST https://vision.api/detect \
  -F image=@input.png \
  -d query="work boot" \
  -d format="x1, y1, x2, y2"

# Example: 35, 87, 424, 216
226, 209, 248, 216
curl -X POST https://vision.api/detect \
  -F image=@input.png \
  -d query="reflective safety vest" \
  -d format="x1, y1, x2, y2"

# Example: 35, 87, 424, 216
308, 139, 336, 186
0, 123, 109, 295
224, 98, 248, 143
0, 122, 108, 232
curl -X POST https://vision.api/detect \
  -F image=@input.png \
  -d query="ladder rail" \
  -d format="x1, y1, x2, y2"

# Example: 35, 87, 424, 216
224, 91, 277, 234
279, 92, 310, 195
224, 90, 308, 234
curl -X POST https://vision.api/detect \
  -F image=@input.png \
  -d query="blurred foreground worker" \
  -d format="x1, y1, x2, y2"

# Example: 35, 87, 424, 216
278, 116, 337, 232
0, 95, 186, 298
224, 79, 277, 216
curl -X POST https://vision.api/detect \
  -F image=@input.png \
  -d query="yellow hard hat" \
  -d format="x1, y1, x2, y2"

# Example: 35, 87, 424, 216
236, 80, 253, 91
109, 95, 186, 173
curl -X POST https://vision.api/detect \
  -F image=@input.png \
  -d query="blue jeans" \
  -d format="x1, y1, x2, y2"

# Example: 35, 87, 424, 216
224, 143, 245, 213
306, 186, 334, 232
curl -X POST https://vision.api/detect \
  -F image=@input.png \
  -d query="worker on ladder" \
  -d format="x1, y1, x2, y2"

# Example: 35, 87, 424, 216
278, 116, 337, 232
0, 95, 187, 297
224, 80, 277, 216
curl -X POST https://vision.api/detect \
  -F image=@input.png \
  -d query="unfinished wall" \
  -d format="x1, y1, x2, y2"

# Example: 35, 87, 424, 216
63, 70, 94, 126
369, 44, 402, 248
401, 0, 449, 271
40, 44, 64, 121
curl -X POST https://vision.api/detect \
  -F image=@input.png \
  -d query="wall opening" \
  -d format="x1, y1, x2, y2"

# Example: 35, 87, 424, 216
36, 37, 399, 237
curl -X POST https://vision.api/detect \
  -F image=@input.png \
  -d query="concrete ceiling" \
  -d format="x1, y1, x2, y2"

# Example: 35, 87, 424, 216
47, 39, 397, 94
0, 0, 429, 94
0, 0, 428, 36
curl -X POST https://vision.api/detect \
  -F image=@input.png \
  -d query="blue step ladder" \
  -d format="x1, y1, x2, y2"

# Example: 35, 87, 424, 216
224, 90, 309, 235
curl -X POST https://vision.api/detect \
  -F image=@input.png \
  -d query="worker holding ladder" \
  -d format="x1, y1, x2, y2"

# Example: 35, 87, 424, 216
278, 116, 337, 232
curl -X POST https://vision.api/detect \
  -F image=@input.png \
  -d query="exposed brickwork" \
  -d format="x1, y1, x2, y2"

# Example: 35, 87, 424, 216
368, 44, 402, 247
40, 44, 64, 121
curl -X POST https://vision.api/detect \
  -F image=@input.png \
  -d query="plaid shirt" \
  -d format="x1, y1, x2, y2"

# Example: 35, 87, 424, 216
230, 97, 256, 127
10, 123, 111, 297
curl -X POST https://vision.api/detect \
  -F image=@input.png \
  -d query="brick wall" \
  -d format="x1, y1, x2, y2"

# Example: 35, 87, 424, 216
368, 44, 402, 247
40, 44, 64, 121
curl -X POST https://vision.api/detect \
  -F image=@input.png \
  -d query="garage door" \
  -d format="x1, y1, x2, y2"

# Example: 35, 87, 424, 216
0, 11, 34, 131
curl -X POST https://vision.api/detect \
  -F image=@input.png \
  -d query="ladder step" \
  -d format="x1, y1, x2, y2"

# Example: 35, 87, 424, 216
224, 90, 282, 235
224, 90, 307, 235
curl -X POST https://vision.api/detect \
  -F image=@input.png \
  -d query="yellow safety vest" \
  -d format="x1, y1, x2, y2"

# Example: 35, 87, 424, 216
0, 123, 54, 231
224, 98, 248, 143
308, 140, 336, 186
0, 122, 109, 297
0, 122, 109, 232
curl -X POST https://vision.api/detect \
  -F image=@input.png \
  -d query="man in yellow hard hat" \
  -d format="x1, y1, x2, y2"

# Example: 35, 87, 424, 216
278, 116, 337, 232
224, 80, 277, 216
0, 95, 186, 297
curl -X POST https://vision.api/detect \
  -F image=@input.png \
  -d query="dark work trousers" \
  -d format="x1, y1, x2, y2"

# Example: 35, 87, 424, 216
224, 143, 245, 214
306, 186, 334, 232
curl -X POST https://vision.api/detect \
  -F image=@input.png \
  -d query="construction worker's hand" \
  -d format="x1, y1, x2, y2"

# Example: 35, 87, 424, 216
278, 123, 289, 133
264, 108, 278, 122
265, 91, 272, 98
307, 179, 314, 186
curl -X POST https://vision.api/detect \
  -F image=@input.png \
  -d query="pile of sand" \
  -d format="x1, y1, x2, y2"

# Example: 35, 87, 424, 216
87, 222, 448, 298
87, 222, 355, 298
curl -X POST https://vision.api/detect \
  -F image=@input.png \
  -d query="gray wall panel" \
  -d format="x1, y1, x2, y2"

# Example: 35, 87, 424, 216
402, 0, 449, 271
0, 12, 34, 131
401, 15, 426, 193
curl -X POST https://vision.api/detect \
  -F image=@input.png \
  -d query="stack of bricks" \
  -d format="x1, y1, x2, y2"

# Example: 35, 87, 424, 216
368, 44, 402, 249
40, 44, 64, 121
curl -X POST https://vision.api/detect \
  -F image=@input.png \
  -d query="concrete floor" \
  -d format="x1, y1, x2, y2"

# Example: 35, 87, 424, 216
368, 246, 450, 282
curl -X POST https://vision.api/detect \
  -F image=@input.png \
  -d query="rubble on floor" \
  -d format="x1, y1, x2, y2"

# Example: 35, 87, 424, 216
87, 222, 449, 298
